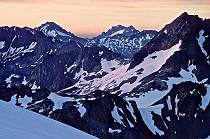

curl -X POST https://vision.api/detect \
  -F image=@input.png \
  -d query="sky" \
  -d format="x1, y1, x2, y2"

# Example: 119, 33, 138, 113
0, 0, 210, 38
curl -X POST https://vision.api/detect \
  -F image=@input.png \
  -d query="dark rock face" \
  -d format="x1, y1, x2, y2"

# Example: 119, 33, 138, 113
129, 12, 201, 69
0, 84, 17, 102
27, 98, 54, 116
0, 26, 125, 92
125, 13, 210, 96
153, 81, 210, 138
85, 25, 157, 58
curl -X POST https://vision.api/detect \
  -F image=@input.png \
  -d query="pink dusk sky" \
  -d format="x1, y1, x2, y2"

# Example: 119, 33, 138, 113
0, 0, 210, 38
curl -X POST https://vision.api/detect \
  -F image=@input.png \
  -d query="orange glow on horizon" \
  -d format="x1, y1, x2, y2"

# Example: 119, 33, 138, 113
0, 0, 210, 38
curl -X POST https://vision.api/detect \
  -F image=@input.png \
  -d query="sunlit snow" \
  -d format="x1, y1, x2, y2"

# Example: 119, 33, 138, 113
101, 59, 121, 73
97, 40, 182, 93
110, 29, 125, 37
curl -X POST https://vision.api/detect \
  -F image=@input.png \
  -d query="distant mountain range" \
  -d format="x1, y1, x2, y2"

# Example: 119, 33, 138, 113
1, 12, 210, 139
36, 22, 157, 57
84, 25, 157, 57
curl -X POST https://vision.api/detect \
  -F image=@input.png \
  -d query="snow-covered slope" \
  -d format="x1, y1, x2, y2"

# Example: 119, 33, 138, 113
0, 100, 97, 139
80, 41, 181, 95
63, 39, 182, 95
63, 12, 210, 99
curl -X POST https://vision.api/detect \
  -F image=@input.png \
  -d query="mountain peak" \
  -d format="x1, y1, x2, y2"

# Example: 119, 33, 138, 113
129, 13, 203, 70
42, 21, 58, 26
110, 25, 126, 30
179, 12, 188, 17
36, 21, 68, 34
35, 21, 87, 44
127, 25, 135, 29
96, 24, 140, 39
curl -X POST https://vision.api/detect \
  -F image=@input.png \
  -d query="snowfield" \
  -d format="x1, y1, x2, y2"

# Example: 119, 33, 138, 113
75, 40, 182, 95
0, 100, 97, 139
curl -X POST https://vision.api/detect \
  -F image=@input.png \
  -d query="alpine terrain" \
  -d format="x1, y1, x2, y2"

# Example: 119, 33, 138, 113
85, 25, 157, 58
1, 12, 210, 139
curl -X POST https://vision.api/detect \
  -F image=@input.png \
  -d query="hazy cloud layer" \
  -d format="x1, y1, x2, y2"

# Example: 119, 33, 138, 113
0, 0, 209, 38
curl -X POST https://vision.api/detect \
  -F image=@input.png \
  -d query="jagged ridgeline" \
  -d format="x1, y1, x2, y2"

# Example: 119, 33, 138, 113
0, 22, 155, 92
1, 12, 210, 139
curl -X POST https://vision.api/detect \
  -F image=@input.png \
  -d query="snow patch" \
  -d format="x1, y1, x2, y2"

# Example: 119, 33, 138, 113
10, 94, 17, 105
99, 51, 103, 56
0, 41, 5, 49
111, 106, 123, 125
48, 93, 74, 110
18, 96, 32, 108
110, 29, 125, 37
47, 30, 57, 37
166, 116, 171, 121
200, 85, 210, 110
23, 42, 37, 53
146, 34, 152, 39
64, 63, 76, 74
108, 128, 122, 133
10, 35, 17, 47
175, 94, 179, 116
139, 104, 164, 135
5, 74, 20, 88
26, 28, 35, 35
57, 30, 68, 36
31, 81, 40, 90
197, 30, 209, 59
78, 103, 86, 117
76, 42, 82, 48
101, 59, 121, 73
74, 68, 85, 79
166, 96, 172, 110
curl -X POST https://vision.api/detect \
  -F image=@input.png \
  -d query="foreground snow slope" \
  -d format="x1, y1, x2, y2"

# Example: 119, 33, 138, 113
0, 100, 97, 139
